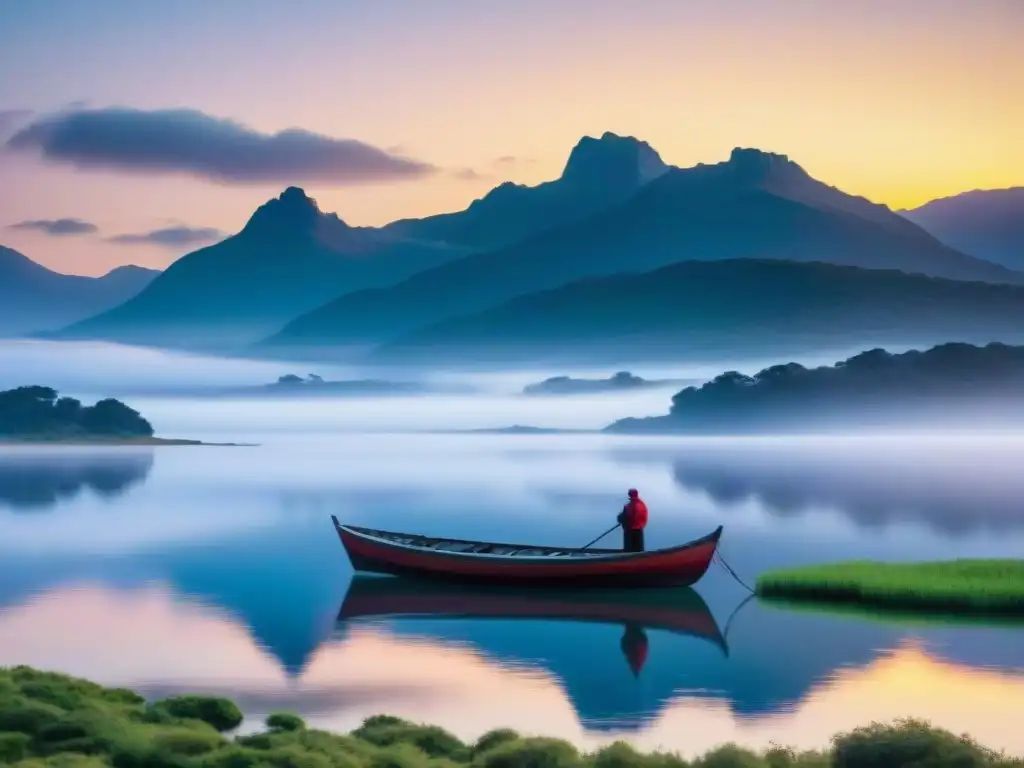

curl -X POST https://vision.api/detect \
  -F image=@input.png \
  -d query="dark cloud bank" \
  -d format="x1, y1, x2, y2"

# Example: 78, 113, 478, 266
5, 107, 437, 185
5, 217, 221, 248
7, 218, 98, 236
108, 226, 225, 248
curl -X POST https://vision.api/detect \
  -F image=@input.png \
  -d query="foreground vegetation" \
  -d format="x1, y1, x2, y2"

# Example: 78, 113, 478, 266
0, 386, 153, 440
757, 559, 1024, 615
1, 666, 1022, 768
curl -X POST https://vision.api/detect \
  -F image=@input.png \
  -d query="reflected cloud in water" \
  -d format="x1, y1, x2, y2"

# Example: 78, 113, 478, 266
2, 573, 1024, 756
0, 448, 154, 511
2, 435, 1024, 755
617, 437, 1024, 535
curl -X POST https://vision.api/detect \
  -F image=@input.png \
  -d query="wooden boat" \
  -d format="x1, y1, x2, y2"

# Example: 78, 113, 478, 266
337, 574, 728, 656
331, 516, 723, 588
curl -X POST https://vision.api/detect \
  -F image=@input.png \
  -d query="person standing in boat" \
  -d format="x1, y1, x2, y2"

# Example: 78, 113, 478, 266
617, 488, 648, 552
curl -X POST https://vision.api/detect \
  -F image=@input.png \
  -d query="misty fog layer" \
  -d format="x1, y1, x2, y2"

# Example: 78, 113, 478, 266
0, 339, 938, 434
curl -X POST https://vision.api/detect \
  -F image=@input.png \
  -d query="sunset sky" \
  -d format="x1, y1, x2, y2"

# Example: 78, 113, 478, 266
1, 0, 1021, 276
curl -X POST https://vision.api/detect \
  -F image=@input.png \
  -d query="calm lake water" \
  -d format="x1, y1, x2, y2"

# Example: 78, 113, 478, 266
2, 411, 1024, 756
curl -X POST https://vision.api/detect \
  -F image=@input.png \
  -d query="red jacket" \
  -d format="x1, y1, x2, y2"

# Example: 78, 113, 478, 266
623, 498, 649, 530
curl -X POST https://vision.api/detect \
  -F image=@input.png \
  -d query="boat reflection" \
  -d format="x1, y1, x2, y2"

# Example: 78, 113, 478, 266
336, 575, 729, 730
339, 575, 728, 653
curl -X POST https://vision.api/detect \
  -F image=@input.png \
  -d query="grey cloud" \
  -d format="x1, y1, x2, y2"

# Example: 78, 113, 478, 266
0, 109, 33, 137
8, 217, 98, 236
108, 225, 225, 248
493, 155, 535, 168
451, 167, 487, 181
5, 106, 437, 186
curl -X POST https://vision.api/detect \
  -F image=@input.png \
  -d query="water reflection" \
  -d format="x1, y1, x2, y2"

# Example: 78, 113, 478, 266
631, 438, 1024, 535
2, 550, 1024, 754
340, 576, 728, 659
1, 435, 1024, 755
0, 448, 154, 511
335, 576, 731, 730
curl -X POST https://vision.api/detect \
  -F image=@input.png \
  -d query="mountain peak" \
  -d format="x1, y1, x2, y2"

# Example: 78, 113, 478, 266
279, 186, 320, 208
242, 186, 332, 239
561, 132, 669, 187
0, 244, 47, 276
725, 147, 808, 183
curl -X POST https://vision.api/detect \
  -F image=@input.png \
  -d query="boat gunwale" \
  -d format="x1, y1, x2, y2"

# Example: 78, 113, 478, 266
334, 518, 723, 564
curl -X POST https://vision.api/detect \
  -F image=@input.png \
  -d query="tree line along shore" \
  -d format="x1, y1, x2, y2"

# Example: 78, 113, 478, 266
0, 385, 245, 446
0, 666, 1020, 768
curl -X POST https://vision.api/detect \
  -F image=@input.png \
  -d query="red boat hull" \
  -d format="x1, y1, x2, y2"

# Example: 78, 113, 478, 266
332, 519, 723, 588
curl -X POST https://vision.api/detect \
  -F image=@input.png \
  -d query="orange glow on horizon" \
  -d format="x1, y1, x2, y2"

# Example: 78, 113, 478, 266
0, 1, 1020, 275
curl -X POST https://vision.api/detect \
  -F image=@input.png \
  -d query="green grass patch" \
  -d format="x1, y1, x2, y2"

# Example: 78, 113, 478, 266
756, 559, 1024, 615
759, 594, 1024, 629
2, 664, 1023, 767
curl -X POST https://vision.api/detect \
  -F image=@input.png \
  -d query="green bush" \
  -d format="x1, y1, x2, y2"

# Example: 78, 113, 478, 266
593, 742, 671, 768
0, 698, 64, 735
148, 696, 243, 732
831, 719, 1002, 768
593, 742, 692, 768
352, 718, 465, 760
151, 726, 226, 756
473, 730, 521, 757
477, 737, 580, 768
694, 744, 768, 768
761, 745, 829, 768
367, 742, 436, 768
266, 712, 306, 732
0, 731, 31, 762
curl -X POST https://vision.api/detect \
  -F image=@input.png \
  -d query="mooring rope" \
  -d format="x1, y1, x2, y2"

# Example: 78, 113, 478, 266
714, 548, 756, 594
713, 548, 758, 651
720, 592, 756, 649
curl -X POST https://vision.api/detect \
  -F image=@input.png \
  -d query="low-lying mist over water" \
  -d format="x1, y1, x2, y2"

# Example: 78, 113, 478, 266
0, 338, 894, 392
1, 339, 993, 435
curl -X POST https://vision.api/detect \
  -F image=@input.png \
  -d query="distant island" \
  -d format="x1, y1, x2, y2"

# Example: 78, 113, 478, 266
606, 342, 1024, 434
459, 425, 589, 435
522, 371, 684, 396
0, 385, 226, 445
212, 373, 458, 398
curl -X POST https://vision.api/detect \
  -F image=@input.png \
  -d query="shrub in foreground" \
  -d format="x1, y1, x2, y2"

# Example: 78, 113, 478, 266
146, 695, 243, 732
1, 666, 1022, 768
266, 711, 306, 732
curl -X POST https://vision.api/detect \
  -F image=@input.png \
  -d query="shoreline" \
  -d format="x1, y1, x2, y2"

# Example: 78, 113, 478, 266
0, 436, 257, 447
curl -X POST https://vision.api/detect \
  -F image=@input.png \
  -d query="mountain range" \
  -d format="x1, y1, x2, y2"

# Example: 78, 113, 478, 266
48, 134, 676, 350
382, 131, 670, 250
49, 187, 470, 349
370, 259, 1024, 365
260, 146, 1023, 353
902, 188, 1024, 271
0, 246, 158, 337
15, 131, 1024, 362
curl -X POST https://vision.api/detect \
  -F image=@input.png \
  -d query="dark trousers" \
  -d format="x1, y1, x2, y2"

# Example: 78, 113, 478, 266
623, 527, 645, 552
